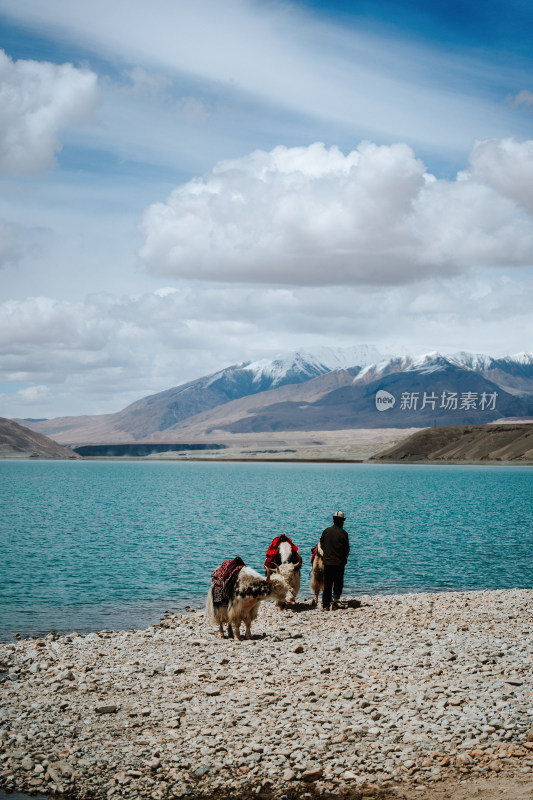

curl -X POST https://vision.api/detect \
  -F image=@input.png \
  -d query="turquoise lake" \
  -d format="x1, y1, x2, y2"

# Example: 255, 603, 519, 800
1, 460, 532, 639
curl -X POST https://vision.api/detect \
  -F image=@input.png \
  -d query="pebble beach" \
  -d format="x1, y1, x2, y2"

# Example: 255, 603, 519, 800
1, 589, 532, 799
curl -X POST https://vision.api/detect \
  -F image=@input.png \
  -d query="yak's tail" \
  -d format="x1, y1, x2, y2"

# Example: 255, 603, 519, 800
205, 584, 216, 624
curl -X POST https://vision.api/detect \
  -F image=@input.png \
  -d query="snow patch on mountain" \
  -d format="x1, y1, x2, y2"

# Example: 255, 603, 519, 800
201, 347, 533, 396
355, 352, 445, 381
506, 352, 533, 366
448, 352, 500, 370
355, 351, 533, 383
242, 345, 397, 386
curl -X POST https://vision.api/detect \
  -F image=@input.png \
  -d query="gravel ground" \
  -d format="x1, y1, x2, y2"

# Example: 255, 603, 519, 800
1, 589, 532, 799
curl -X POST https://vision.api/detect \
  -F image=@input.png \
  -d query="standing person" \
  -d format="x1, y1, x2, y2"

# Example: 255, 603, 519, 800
320, 511, 349, 610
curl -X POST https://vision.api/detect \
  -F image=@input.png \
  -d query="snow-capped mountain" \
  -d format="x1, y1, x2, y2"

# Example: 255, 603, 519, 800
239, 345, 398, 387
117, 344, 400, 436
355, 351, 533, 394
17, 348, 533, 442
20, 345, 393, 441
213, 350, 533, 434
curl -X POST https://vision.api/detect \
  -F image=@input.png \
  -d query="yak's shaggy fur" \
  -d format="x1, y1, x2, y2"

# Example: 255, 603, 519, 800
277, 562, 300, 604
206, 566, 294, 640
272, 540, 302, 609
310, 542, 325, 606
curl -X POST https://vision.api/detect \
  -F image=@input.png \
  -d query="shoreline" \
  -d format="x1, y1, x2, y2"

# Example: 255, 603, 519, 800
4, 583, 533, 644
1, 588, 531, 799
3, 423, 532, 464
2, 455, 532, 464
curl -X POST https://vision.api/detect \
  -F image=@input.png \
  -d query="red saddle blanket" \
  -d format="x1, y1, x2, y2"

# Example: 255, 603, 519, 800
265, 535, 298, 568
211, 557, 245, 604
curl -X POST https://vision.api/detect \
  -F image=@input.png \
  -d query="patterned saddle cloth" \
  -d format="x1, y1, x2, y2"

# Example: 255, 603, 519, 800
211, 557, 245, 604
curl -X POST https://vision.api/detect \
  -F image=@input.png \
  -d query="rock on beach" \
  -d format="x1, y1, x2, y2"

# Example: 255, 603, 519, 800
0, 589, 532, 799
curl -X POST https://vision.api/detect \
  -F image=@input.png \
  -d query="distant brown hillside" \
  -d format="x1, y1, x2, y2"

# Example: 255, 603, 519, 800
0, 417, 78, 459
371, 422, 533, 463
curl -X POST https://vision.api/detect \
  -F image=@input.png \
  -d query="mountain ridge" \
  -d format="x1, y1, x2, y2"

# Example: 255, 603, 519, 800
14, 348, 533, 444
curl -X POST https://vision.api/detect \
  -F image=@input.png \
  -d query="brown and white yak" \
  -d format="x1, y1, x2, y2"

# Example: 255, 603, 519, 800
264, 536, 302, 609
310, 542, 325, 606
206, 565, 295, 640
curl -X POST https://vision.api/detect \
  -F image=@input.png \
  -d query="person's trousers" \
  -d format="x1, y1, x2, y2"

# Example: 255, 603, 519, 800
322, 564, 345, 608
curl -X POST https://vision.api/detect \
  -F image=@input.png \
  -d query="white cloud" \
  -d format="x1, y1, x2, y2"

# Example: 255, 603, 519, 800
14, 384, 50, 403
0, 296, 112, 350
510, 89, 533, 108
468, 138, 533, 213
1, 272, 532, 418
0, 49, 99, 175
139, 138, 533, 286
0, 0, 528, 158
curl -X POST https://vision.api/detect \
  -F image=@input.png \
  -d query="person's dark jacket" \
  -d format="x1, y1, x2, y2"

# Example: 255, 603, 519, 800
320, 524, 350, 566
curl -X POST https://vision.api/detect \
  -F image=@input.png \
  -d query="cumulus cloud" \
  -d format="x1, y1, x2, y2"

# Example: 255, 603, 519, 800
468, 138, 533, 213
0, 49, 99, 175
139, 138, 533, 286
7, 384, 49, 405
0, 296, 113, 351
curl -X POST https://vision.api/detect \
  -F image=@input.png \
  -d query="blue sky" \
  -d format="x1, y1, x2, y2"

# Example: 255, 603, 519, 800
0, 0, 532, 418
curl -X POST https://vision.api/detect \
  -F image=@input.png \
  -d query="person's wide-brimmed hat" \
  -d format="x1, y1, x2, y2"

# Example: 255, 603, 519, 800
333, 511, 346, 519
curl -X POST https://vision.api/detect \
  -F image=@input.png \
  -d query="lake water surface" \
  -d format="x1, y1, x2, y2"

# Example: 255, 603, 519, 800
1, 460, 531, 638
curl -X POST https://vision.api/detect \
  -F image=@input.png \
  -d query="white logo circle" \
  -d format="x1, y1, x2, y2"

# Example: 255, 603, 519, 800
375, 390, 396, 411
